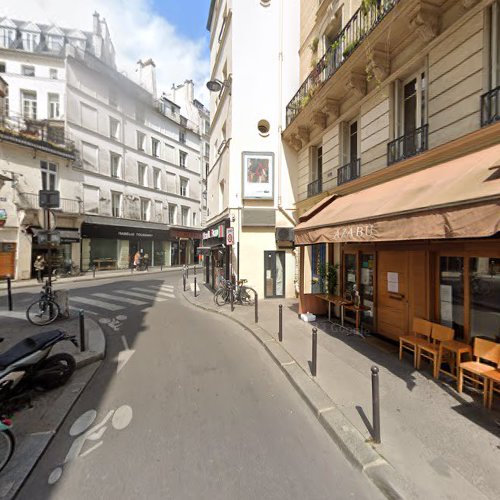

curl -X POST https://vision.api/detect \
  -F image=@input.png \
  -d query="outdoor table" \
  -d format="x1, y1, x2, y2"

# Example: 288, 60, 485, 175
437, 339, 473, 380
343, 303, 370, 334
315, 294, 353, 325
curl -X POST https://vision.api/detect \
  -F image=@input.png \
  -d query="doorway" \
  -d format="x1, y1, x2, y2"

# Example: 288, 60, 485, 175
264, 251, 285, 298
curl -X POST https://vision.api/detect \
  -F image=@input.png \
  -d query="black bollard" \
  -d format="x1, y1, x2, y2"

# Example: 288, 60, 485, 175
93, 266, 96, 278
371, 366, 381, 443
194, 265, 197, 276
254, 292, 259, 323
311, 327, 317, 376
230, 284, 234, 311
183, 273, 186, 291
194, 276, 197, 297
160, 263, 163, 271
7, 277, 12, 311
278, 304, 283, 342
79, 309, 86, 352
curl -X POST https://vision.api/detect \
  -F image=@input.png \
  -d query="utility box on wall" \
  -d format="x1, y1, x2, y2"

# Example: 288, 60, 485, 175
275, 227, 294, 248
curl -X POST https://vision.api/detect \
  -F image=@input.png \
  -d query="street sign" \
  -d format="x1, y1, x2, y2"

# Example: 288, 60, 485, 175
39, 190, 60, 209
37, 230, 60, 246
226, 227, 234, 246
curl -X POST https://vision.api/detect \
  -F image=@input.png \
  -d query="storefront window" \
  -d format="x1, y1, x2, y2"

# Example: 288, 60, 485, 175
171, 242, 179, 266
311, 244, 326, 293
90, 239, 118, 270
470, 257, 500, 341
439, 256, 464, 339
344, 253, 357, 297
360, 253, 374, 326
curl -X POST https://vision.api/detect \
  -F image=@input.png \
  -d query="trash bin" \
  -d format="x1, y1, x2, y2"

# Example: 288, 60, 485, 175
54, 289, 70, 319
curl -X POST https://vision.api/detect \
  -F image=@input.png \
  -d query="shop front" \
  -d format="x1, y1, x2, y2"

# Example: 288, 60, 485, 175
199, 219, 230, 290
169, 229, 202, 267
81, 219, 171, 271
295, 144, 500, 343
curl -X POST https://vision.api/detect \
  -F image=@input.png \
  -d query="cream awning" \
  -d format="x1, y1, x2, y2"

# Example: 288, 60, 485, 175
295, 144, 500, 245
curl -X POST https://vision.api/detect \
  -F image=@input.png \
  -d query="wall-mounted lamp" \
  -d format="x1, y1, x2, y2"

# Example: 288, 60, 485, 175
206, 76, 232, 95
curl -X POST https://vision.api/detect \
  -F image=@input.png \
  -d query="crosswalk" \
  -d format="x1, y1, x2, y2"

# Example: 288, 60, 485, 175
69, 283, 176, 315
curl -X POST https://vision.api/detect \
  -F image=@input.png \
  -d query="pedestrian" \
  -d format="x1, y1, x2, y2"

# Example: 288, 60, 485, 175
34, 255, 46, 283
133, 251, 141, 269
143, 253, 149, 271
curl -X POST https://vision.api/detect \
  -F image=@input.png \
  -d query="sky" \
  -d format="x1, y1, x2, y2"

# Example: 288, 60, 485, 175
0, 0, 212, 104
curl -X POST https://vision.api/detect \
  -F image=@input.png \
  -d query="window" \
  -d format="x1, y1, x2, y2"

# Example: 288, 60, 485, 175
138, 162, 147, 187
4, 96, 9, 116
181, 206, 189, 226
180, 178, 188, 197
152, 137, 160, 157
109, 117, 120, 140
83, 185, 99, 214
204, 119, 210, 135
192, 212, 197, 227
140, 198, 150, 221
109, 88, 118, 107
0, 28, 15, 48
111, 192, 122, 217
21, 90, 37, 119
0, 62, 5, 73
308, 145, 322, 197
205, 162, 209, 179
110, 153, 122, 178
81, 103, 98, 130
154, 200, 163, 222
48, 93, 60, 119
490, 1, 500, 88
153, 168, 161, 190
179, 151, 187, 168
40, 161, 57, 191
135, 104, 145, 123
395, 72, 427, 137
137, 131, 146, 152
168, 204, 176, 224
49, 68, 58, 79
219, 180, 225, 213
82, 142, 99, 171
22, 32, 38, 52
179, 130, 186, 144
439, 257, 465, 339
204, 143, 210, 158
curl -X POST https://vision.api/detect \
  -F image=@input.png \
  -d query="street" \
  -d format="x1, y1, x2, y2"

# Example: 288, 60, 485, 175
6, 272, 381, 499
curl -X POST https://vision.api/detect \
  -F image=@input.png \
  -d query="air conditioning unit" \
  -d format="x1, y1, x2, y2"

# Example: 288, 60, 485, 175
275, 227, 294, 243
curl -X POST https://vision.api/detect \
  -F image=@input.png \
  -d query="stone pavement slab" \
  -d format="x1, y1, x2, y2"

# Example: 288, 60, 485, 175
182, 280, 500, 500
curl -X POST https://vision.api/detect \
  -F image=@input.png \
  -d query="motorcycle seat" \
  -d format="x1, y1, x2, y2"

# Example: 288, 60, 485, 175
0, 330, 65, 368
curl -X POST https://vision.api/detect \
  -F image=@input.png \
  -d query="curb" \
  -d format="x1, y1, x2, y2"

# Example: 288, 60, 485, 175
181, 285, 411, 500
73, 317, 106, 368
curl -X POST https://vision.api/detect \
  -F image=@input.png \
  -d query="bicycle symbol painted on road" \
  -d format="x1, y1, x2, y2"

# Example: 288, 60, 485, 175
98, 315, 128, 332
48, 404, 133, 485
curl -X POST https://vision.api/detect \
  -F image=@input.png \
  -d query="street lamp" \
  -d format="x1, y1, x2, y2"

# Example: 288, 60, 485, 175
206, 77, 232, 95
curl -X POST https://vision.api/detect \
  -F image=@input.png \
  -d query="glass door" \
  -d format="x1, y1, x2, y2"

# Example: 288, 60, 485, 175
360, 253, 375, 328
264, 251, 285, 298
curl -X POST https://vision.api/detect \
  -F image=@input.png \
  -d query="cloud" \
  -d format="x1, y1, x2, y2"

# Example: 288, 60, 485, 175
0, 0, 210, 105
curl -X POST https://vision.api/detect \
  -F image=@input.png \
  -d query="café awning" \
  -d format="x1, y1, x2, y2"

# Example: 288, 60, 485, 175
295, 144, 500, 245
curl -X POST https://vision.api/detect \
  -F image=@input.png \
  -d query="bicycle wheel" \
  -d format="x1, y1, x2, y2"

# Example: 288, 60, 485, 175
240, 287, 256, 306
0, 429, 15, 473
26, 299, 60, 326
215, 288, 229, 306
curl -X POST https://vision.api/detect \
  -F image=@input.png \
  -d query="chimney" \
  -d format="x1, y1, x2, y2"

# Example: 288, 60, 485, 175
137, 59, 157, 98
184, 79, 194, 103
93, 12, 101, 35
92, 12, 103, 59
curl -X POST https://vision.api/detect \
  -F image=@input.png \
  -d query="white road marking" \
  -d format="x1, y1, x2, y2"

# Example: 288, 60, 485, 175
69, 410, 97, 436
69, 297, 124, 311
92, 293, 147, 306
116, 336, 135, 373
131, 287, 174, 298
111, 405, 133, 430
115, 290, 168, 302
69, 306, 99, 316
0, 311, 26, 319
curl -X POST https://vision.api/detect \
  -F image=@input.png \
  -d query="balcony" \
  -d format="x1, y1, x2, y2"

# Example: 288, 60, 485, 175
0, 113, 76, 160
387, 125, 428, 166
15, 192, 83, 215
480, 86, 500, 127
286, 0, 399, 127
337, 159, 360, 185
307, 177, 322, 198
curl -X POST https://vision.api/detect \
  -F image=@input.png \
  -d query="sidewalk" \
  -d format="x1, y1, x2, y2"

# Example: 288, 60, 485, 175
0, 314, 106, 499
2, 264, 194, 290
182, 280, 500, 500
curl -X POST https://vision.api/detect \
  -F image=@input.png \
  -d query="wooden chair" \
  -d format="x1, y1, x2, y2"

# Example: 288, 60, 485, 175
416, 323, 454, 379
399, 318, 432, 367
485, 370, 500, 410
458, 338, 500, 406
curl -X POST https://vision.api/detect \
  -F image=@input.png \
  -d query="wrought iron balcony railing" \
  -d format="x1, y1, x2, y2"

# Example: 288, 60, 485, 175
387, 124, 428, 166
0, 113, 76, 160
307, 177, 322, 198
480, 86, 500, 127
15, 192, 83, 214
286, 0, 399, 127
337, 158, 361, 185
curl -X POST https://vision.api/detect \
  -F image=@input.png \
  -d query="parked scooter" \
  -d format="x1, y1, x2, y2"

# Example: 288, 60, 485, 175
0, 330, 77, 404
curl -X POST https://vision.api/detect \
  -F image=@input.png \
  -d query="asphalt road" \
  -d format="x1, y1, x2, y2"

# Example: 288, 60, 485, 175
12, 272, 381, 499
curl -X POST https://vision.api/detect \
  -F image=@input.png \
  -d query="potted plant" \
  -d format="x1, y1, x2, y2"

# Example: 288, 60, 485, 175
318, 263, 339, 295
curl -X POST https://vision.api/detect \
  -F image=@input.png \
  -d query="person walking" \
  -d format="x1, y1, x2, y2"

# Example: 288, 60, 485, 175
133, 251, 141, 270
34, 255, 46, 283
143, 253, 149, 271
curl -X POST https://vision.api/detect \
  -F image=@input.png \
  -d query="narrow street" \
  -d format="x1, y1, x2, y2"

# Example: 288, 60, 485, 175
12, 272, 381, 499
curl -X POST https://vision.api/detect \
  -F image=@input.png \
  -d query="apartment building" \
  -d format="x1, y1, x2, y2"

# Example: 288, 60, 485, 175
205, 0, 300, 298
0, 13, 204, 278
285, 0, 500, 342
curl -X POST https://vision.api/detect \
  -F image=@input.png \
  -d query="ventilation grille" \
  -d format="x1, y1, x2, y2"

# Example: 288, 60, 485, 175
241, 208, 276, 227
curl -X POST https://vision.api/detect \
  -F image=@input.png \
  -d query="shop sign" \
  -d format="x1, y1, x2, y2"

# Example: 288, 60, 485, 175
202, 224, 225, 240
0, 209, 6, 228
330, 224, 376, 241
171, 229, 202, 239
226, 228, 234, 246
117, 231, 154, 239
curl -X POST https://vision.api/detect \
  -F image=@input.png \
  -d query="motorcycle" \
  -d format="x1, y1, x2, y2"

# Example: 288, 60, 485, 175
0, 330, 77, 404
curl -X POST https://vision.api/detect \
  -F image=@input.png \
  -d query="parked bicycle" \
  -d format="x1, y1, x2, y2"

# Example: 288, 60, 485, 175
26, 279, 60, 325
52, 263, 81, 279
0, 415, 14, 473
214, 278, 256, 306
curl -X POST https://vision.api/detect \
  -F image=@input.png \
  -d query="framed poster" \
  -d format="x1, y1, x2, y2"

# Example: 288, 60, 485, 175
242, 152, 274, 200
